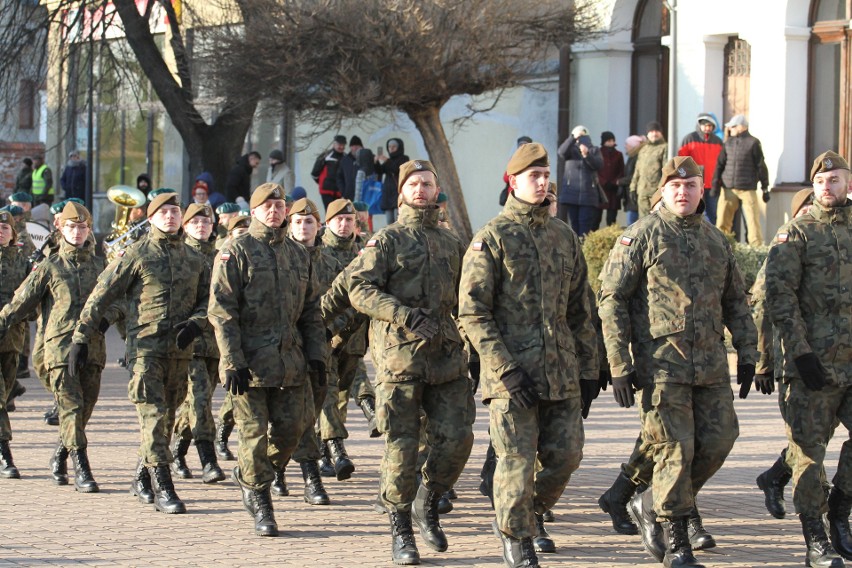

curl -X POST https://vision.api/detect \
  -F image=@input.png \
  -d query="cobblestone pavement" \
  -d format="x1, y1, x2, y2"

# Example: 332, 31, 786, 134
0, 328, 840, 567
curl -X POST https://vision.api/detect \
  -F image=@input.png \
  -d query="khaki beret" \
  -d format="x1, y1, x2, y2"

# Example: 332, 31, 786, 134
791, 188, 814, 217
506, 142, 549, 176
810, 151, 850, 181
183, 203, 213, 225
227, 214, 251, 232
650, 189, 663, 210
250, 183, 286, 209
59, 201, 93, 227
147, 191, 180, 217
398, 160, 438, 193
288, 198, 320, 222
0, 211, 16, 242
659, 156, 703, 189
325, 198, 355, 222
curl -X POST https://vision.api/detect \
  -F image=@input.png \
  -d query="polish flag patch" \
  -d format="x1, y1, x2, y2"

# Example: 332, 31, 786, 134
620, 236, 634, 246
117, 250, 126, 257
366, 239, 378, 248
472, 242, 484, 251
220, 251, 232, 261
776, 233, 789, 243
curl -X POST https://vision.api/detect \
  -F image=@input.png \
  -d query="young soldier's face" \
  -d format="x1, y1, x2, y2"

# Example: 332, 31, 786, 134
184, 215, 213, 241
511, 166, 550, 205
290, 214, 318, 245
401, 172, 439, 207
0, 223, 12, 246
661, 176, 704, 217
813, 170, 850, 208
327, 214, 355, 239
61, 220, 90, 247
150, 204, 182, 234
253, 199, 286, 228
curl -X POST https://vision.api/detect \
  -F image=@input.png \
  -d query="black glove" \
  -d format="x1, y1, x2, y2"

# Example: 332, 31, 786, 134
599, 368, 611, 391
500, 368, 539, 409
325, 328, 333, 342
68, 343, 88, 377
612, 372, 636, 408
224, 368, 251, 396
754, 373, 775, 395
405, 308, 439, 340
469, 361, 481, 395
737, 363, 756, 399
175, 320, 202, 350
309, 360, 327, 388
710, 186, 720, 198
762, 189, 771, 203
795, 353, 827, 391
580, 380, 601, 419
98, 318, 110, 333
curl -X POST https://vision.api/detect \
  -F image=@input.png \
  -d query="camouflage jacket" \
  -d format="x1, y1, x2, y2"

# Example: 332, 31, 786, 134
598, 205, 757, 387
73, 225, 210, 361
321, 228, 359, 269
765, 199, 852, 385
348, 204, 467, 384
0, 239, 109, 369
185, 235, 219, 359
14, 219, 35, 258
630, 139, 668, 197
322, 266, 369, 357
458, 194, 598, 401
209, 218, 327, 388
0, 243, 30, 352
750, 259, 775, 376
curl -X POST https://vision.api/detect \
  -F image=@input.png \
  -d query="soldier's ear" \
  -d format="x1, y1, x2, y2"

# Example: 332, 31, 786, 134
507, 175, 517, 191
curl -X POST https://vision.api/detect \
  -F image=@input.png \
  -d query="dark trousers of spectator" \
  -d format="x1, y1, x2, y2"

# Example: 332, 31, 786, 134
605, 207, 619, 227
565, 204, 600, 237
703, 190, 718, 226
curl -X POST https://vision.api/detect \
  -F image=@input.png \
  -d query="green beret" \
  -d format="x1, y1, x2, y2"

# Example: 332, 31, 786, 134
658, 156, 703, 189
10, 192, 32, 203
436, 193, 448, 204
810, 150, 850, 181
50, 200, 68, 215
67, 197, 86, 206
147, 188, 177, 202
506, 143, 549, 176
397, 160, 438, 192
352, 201, 368, 212
4, 205, 23, 217
216, 202, 241, 215
285, 195, 294, 205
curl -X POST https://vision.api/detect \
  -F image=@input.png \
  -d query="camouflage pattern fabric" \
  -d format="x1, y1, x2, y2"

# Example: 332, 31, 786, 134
218, 394, 235, 428
14, 219, 35, 259
319, 352, 360, 440
0, 243, 30, 354
174, 357, 220, 444
630, 140, 668, 216
321, 228, 359, 269
0, 352, 18, 441
335, 358, 375, 425
49, 365, 101, 450
292, 369, 327, 463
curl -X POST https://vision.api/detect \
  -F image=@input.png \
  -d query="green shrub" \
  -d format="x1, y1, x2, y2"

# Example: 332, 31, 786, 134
581, 224, 623, 294
732, 243, 769, 292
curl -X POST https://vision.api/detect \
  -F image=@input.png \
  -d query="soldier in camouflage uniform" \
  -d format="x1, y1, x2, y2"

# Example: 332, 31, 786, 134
171, 204, 226, 484
209, 183, 327, 537
0, 202, 112, 491
348, 160, 474, 565
214, 202, 241, 250
458, 143, 599, 568
765, 151, 852, 568
0, 210, 30, 479
73, 192, 209, 514
6, 197, 35, 386
599, 156, 757, 568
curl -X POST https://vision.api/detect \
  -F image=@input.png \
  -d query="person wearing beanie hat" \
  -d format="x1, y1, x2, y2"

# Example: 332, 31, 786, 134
599, 152, 756, 567
599, 131, 625, 227
214, 202, 241, 250
630, 120, 668, 217
558, 125, 604, 235
225, 152, 261, 204
678, 113, 724, 224
72, 173, 210, 515
712, 114, 769, 245
290, 186, 307, 201
337, 137, 365, 202
0, 199, 109, 489
267, 149, 294, 195
311, 136, 347, 210
347, 155, 472, 565
375, 138, 409, 224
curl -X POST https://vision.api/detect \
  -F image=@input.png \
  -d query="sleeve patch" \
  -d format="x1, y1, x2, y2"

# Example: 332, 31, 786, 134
775, 232, 788, 243
117, 250, 126, 257
220, 251, 231, 261
472, 241, 484, 251
366, 239, 378, 248
620, 236, 634, 246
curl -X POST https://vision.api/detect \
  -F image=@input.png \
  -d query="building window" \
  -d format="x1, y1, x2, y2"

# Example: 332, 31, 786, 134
723, 38, 751, 122
18, 79, 36, 130
631, 0, 670, 135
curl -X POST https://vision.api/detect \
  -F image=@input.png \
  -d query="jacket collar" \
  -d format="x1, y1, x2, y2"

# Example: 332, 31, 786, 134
658, 202, 706, 228
248, 217, 286, 244
322, 228, 355, 250
398, 203, 439, 229
810, 198, 852, 225
184, 235, 214, 254
501, 193, 552, 227
149, 224, 184, 246
59, 236, 92, 261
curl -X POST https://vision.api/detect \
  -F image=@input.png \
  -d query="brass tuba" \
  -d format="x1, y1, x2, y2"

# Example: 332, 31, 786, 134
103, 185, 148, 261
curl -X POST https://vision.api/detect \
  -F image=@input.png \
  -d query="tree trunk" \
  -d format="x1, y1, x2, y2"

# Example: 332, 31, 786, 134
196, 119, 253, 199
405, 105, 473, 242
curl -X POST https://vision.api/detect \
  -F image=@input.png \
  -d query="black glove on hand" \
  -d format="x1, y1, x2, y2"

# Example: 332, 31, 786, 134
580, 380, 601, 419
405, 308, 439, 340
98, 318, 110, 333
469, 361, 481, 395
612, 372, 636, 408
762, 189, 771, 203
599, 368, 611, 391
68, 343, 88, 377
224, 368, 251, 396
754, 373, 775, 395
175, 320, 202, 350
737, 363, 756, 399
795, 353, 827, 391
500, 368, 539, 409
309, 360, 327, 388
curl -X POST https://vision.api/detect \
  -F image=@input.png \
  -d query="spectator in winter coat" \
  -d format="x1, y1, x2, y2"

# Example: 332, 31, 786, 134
557, 125, 603, 236
679, 113, 724, 224
60, 151, 86, 201
136, 173, 152, 197
374, 138, 408, 224
225, 152, 261, 204
631, 121, 668, 217
598, 131, 625, 227
336, 135, 364, 201
311, 135, 346, 210
619, 135, 645, 225
267, 149, 294, 195
14, 158, 32, 195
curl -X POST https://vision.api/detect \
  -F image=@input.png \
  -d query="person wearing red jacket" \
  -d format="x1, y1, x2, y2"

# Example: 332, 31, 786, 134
678, 113, 723, 224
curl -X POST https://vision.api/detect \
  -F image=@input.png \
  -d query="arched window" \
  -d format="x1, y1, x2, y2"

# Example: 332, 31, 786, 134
631, 0, 670, 135
808, 0, 850, 162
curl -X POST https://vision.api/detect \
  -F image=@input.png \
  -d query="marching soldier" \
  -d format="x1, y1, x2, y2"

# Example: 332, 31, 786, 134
348, 160, 474, 565
209, 183, 327, 537
72, 192, 209, 514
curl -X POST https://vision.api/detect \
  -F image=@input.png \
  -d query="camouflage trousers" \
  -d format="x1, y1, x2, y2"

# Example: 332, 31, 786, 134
777, 380, 837, 479
174, 357, 219, 444
621, 400, 655, 487
319, 353, 361, 440
33, 322, 51, 392
785, 381, 852, 517
335, 358, 375, 429
49, 364, 102, 450
292, 372, 328, 463
233, 382, 311, 489
218, 392, 235, 427
640, 383, 739, 519
376, 378, 474, 514
128, 356, 190, 466
490, 397, 584, 539
0, 352, 19, 441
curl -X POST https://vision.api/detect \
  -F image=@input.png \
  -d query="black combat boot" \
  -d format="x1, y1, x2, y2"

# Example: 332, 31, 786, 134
16, 355, 29, 378
533, 513, 555, 553
9, 379, 26, 402
215, 421, 235, 461
300, 461, 330, 505
196, 440, 225, 483
756, 452, 793, 519
171, 437, 193, 479
800, 514, 845, 567
661, 517, 705, 568
43, 402, 59, 426
628, 489, 665, 562
542, 509, 555, 522
70, 448, 99, 493
130, 458, 154, 504
389, 511, 420, 565
445, 488, 458, 500
49, 442, 69, 485
326, 438, 355, 481
319, 435, 336, 478
492, 519, 540, 567
412, 483, 448, 552
271, 467, 289, 497
687, 507, 716, 550
437, 492, 454, 514
359, 396, 381, 438
599, 471, 640, 535
828, 487, 852, 560
0, 440, 20, 479
149, 464, 186, 514
480, 442, 497, 507
233, 467, 278, 536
